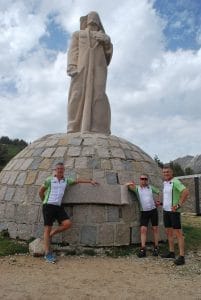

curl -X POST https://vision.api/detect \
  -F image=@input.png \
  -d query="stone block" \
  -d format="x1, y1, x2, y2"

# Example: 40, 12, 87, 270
107, 206, 120, 222
109, 140, 120, 147
35, 171, 50, 185
37, 141, 47, 148
52, 147, 67, 157
132, 161, 144, 173
16, 204, 28, 223
7, 222, 18, 239
15, 172, 27, 186
83, 137, 94, 146
27, 205, 40, 224
75, 157, 88, 169
101, 159, 111, 170
29, 238, 44, 256
27, 186, 40, 203
39, 158, 52, 169
131, 226, 140, 244
111, 158, 123, 170
68, 146, 81, 157
159, 225, 166, 241
97, 224, 115, 246
76, 169, 92, 179
25, 171, 38, 185
45, 139, 58, 147
30, 157, 43, 169
23, 149, 35, 158
13, 187, 27, 203
0, 185, 7, 200
21, 158, 34, 170
17, 223, 32, 240
3, 159, 17, 171
88, 205, 106, 223
32, 148, 45, 157
96, 138, 109, 147
93, 170, 105, 179
1, 172, 11, 184
65, 206, 73, 218
110, 148, 126, 159
58, 137, 68, 146
7, 171, 19, 185
141, 162, 154, 174
121, 203, 138, 222
132, 151, 144, 161
73, 205, 89, 223
65, 169, 77, 180
106, 172, 118, 184
64, 158, 75, 169
115, 224, 130, 245
64, 184, 123, 205
96, 147, 110, 158
5, 203, 16, 219
32, 223, 44, 238
81, 146, 95, 156
117, 171, 134, 184
69, 137, 83, 146
41, 148, 56, 158
122, 160, 134, 171
80, 225, 97, 246
120, 143, 132, 150
13, 159, 25, 170
0, 202, 6, 220
62, 225, 81, 245
5, 187, 15, 201
88, 158, 101, 169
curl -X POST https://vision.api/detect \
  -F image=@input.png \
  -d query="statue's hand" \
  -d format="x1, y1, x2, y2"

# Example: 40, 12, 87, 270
67, 65, 78, 77
93, 31, 110, 44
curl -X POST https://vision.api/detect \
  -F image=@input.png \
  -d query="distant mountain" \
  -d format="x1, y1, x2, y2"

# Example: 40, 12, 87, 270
173, 155, 201, 174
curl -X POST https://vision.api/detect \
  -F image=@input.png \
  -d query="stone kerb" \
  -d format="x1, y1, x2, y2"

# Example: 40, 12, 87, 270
0, 132, 165, 245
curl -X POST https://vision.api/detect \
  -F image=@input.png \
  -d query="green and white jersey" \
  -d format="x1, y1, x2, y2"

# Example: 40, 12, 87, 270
163, 178, 186, 212
42, 176, 76, 206
129, 185, 159, 211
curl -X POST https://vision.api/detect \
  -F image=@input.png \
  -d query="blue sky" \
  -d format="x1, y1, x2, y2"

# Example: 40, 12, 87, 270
0, 0, 201, 162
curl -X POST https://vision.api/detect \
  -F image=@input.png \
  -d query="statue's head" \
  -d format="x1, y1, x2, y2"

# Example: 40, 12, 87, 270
80, 11, 105, 32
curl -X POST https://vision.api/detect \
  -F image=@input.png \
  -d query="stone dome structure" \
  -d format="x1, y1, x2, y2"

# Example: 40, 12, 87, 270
0, 132, 165, 246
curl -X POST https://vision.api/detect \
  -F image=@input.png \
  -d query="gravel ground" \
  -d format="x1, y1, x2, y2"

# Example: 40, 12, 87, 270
0, 250, 201, 300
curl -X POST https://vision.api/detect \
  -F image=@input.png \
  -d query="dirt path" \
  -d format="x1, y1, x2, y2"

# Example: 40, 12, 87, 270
0, 254, 201, 300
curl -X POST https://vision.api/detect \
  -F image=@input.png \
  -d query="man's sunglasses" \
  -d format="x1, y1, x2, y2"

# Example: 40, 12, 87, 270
140, 178, 148, 180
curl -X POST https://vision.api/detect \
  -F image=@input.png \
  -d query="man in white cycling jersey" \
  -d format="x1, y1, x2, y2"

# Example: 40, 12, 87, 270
39, 162, 97, 263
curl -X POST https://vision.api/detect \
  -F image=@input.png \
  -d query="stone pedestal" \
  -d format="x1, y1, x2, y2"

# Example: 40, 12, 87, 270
0, 132, 166, 245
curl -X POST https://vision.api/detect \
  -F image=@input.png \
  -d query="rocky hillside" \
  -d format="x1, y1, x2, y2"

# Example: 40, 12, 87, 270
174, 155, 201, 174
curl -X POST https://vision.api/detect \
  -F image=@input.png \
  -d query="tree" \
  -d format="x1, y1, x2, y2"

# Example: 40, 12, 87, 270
185, 167, 194, 175
169, 161, 185, 176
0, 144, 8, 169
154, 155, 164, 168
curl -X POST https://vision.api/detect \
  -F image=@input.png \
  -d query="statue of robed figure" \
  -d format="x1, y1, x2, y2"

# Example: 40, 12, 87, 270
67, 11, 113, 134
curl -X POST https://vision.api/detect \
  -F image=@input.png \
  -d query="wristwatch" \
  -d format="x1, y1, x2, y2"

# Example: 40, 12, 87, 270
176, 204, 181, 210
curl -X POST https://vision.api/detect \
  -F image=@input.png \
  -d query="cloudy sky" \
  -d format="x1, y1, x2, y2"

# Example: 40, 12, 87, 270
1, 0, 201, 162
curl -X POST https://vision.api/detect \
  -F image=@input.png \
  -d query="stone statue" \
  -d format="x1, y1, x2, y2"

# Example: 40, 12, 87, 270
67, 11, 113, 134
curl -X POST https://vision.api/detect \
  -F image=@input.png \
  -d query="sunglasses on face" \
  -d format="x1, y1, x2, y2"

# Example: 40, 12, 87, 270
140, 178, 148, 180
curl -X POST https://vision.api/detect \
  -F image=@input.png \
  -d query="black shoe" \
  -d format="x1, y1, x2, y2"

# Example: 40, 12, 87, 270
174, 256, 185, 265
152, 247, 159, 257
137, 248, 146, 258
161, 251, 175, 259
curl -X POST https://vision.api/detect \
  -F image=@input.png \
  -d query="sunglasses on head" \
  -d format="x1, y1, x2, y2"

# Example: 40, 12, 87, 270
140, 177, 148, 180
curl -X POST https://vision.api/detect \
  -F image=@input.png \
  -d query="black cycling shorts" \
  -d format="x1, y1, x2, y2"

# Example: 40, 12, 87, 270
163, 211, 181, 229
140, 208, 158, 227
42, 204, 69, 226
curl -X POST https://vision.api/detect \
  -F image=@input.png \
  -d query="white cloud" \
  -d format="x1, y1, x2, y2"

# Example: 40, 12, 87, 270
0, 0, 200, 163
